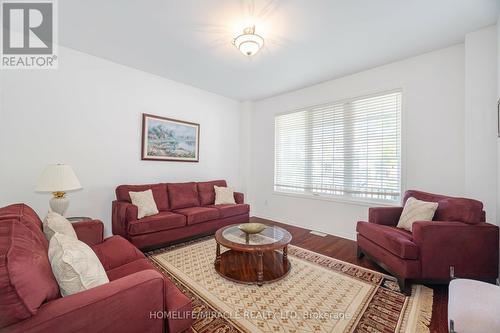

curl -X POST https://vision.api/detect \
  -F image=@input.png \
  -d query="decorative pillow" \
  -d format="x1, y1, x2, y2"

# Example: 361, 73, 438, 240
48, 233, 109, 297
397, 197, 439, 232
115, 183, 169, 211
197, 180, 227, 205
214, 186, 236, 205
43, 211, 77, 241
129, 189, 159, 219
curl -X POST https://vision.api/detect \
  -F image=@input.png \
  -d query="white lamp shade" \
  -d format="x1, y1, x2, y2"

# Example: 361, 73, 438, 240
35, 164, 82, 192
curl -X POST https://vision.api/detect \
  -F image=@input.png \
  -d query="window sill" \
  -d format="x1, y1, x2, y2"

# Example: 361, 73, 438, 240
272, 190, 401, 208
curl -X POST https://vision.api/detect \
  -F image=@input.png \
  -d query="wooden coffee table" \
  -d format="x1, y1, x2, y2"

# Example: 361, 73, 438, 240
214, 224, 292, 286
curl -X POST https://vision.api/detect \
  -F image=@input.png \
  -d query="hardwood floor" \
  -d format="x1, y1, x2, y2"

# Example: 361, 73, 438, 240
250, 216, 448, 333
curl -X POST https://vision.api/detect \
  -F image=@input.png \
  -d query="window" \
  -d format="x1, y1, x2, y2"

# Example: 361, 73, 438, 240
274, 91, 402, 203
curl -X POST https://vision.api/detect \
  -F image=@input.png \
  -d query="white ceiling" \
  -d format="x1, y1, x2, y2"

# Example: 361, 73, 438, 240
59, 0, 500, 101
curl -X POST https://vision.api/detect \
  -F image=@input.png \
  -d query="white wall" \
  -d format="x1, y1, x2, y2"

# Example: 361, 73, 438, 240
0, 46, 241, 235
246, 44, 467, 240
497, 17, 500, 227
464, 26, 498, 223
1, 29, 497, 242
238, 101, 253, 198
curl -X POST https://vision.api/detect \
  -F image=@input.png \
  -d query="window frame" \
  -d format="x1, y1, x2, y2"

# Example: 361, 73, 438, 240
273, 89, 404, 206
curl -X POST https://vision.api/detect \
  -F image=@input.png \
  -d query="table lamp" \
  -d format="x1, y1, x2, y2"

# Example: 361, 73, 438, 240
35, 164, 82, 216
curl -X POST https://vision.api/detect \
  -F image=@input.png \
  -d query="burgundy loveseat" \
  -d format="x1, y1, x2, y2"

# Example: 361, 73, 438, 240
0, 204, 192, 333
112, 180, 250, 250
356, 190, 499, 295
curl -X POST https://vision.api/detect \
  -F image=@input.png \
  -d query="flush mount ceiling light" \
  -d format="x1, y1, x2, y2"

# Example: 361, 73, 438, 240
232, 26, 264, 56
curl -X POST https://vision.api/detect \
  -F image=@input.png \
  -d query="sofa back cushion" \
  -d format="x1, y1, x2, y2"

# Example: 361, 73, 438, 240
0, 219, 60, 328
197, 180, 227, 206
168, 182, 200, 209
403, 190, 484, 224
0, 204, 47, 248
115, 183, 169, 211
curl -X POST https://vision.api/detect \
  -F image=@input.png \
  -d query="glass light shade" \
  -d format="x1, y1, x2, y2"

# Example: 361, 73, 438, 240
233, 27, 264, 56
35, 164, 82, 192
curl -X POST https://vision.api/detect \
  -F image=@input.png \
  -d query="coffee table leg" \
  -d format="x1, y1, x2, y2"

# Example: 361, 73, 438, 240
257, 251, 263, 286
283, 245, 288, 262
215, 243, 221, 265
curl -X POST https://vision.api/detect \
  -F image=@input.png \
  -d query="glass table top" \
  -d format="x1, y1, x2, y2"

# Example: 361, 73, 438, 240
222, 225, 287, 246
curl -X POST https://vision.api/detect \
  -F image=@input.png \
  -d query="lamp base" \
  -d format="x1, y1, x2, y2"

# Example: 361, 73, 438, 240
49, 195, 70, 216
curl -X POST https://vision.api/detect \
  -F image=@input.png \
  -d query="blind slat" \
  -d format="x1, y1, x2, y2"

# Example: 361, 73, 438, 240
274, 91, 402, 202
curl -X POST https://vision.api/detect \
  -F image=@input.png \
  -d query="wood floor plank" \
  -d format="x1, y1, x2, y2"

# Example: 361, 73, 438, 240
250, 216, 448, 333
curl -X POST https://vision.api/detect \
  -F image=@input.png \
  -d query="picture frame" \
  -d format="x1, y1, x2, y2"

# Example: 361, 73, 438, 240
141, 113, 200, 162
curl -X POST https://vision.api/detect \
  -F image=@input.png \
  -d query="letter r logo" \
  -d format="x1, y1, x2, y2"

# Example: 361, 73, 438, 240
2, 2, 53, 54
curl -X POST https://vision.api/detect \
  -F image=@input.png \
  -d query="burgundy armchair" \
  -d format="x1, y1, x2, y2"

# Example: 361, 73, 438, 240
0, 204, 192, 333
356, 190, 499, 295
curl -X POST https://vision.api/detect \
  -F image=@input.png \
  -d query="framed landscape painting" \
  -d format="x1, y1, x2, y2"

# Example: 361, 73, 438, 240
141, 113, 200, 162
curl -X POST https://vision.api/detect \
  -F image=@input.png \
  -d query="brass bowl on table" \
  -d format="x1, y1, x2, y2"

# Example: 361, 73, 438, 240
238, 223, 266, 234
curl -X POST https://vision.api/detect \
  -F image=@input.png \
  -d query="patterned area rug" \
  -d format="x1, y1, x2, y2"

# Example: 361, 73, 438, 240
147, 237, 433, 333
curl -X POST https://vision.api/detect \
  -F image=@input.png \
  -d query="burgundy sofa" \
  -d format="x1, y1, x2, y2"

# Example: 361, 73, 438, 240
357, 190, 499, 295
112, 180, 250, 250
0, 204, 192, 333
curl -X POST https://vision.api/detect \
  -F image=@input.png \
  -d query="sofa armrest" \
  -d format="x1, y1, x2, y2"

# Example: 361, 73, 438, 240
3, 270, 166, 333
368, 207, 403, 226
72, 220, 104, 246
164, 279, 193, 333
112, 200, 137, 238
412, 221, 499, 279
234, 192, 244, 204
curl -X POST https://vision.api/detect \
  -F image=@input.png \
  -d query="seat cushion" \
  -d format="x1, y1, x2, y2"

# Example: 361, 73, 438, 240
91, 235, 145, 271
168, 182, 200, 209
173, 206, 219, 225
356, 221, 419, 260
206, 204, 250, 218
0, 220, 60, 328
128, 212, 186, 236
197, 180, 227, 205
105, 258, 156, 281
115, 183, 169, 211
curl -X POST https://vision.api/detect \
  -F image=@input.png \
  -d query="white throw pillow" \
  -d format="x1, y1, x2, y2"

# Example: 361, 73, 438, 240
129, 189, 159, 219
214, 186, 236, 205
48, 233, 109, 297
397, 197, 439, 232
43, 211, 77, 241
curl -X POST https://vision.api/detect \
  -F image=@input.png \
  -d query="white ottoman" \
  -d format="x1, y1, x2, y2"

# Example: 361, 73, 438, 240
448, 279, 500, 333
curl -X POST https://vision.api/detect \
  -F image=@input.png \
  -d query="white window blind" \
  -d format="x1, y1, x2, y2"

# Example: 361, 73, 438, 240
275, 91, 401, 202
